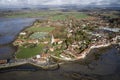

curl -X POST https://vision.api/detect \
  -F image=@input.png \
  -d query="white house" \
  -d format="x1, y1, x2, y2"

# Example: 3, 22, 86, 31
36, 55, 41, 59
20, 32, 26, 36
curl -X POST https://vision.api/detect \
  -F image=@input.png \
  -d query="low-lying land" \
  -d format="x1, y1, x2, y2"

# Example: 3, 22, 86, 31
1, 10, 88, 21
12, 11, 89, 59
12, 10, 120, 66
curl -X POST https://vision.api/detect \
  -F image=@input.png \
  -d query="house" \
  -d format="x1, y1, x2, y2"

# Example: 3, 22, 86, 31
14, 39, 25, 46
67, 33, 72, 38
33, 53, 50, 64
40, 53, 50, 59
15, 40, 23, 43
60, 53, 72, 60
36, 55, 41, 59
36, 58, 47, 64
0, 60, 7, 64
58, 41, 63, 44
49, 47, 54, 52
43, 41, 49, 44
19, 32, 26, 36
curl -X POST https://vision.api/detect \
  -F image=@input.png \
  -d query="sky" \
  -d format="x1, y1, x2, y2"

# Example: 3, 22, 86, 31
0, 0, 120, 7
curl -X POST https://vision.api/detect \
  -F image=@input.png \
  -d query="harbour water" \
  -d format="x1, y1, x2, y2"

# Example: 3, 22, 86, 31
0, 18, 38, 59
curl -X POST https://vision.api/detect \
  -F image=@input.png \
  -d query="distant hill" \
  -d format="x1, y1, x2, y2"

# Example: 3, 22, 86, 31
0, 4, 120, 11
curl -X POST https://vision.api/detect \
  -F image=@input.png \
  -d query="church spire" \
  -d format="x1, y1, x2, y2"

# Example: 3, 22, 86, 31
51, 34, 55, 44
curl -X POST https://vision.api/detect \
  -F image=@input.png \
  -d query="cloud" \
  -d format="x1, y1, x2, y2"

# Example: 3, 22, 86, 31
0, 0, 119, 7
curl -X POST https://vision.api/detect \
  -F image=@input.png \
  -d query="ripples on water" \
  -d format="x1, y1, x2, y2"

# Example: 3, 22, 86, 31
0, 18, 37, 45
0, 18, 38, 59
0, 45, 16, 59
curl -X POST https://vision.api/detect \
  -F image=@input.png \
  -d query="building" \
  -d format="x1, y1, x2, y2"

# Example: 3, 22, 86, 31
19, 32, 27, 36
27, 39, 39, 44
0, 59, 7, 64
51, 34, 62, 44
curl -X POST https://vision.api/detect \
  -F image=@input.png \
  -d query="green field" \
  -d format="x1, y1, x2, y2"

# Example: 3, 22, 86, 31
51, 12, 88, 21
5, 11, 88, 21
26, 27, 55, 32
16, 44, 45, 59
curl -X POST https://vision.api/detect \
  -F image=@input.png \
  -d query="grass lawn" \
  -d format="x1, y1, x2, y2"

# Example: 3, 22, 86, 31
26, 27, 55, 32
51, 14, 68, 21
51, 12, 88, 21
16, 44, 45, 59
73, 13, 88, 19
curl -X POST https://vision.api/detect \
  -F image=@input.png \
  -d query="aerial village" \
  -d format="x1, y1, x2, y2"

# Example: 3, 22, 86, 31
0, 11, 119, 68
11, 12, 120, 66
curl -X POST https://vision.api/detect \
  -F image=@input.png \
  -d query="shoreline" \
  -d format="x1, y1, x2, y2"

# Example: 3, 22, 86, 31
0, 41, 119, 71
77, 42, 118, 59
0, 18, 39, 61
51, 41, 119, 62
0, 18, 40, 46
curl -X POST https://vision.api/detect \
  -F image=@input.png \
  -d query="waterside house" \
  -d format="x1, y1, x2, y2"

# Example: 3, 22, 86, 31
19, 32, 27, 36
14, 39, 39, 46
27, 39, 39, 44
13, 39, 25, 46
32, 53, 50, 64
0, 59, 7, 64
